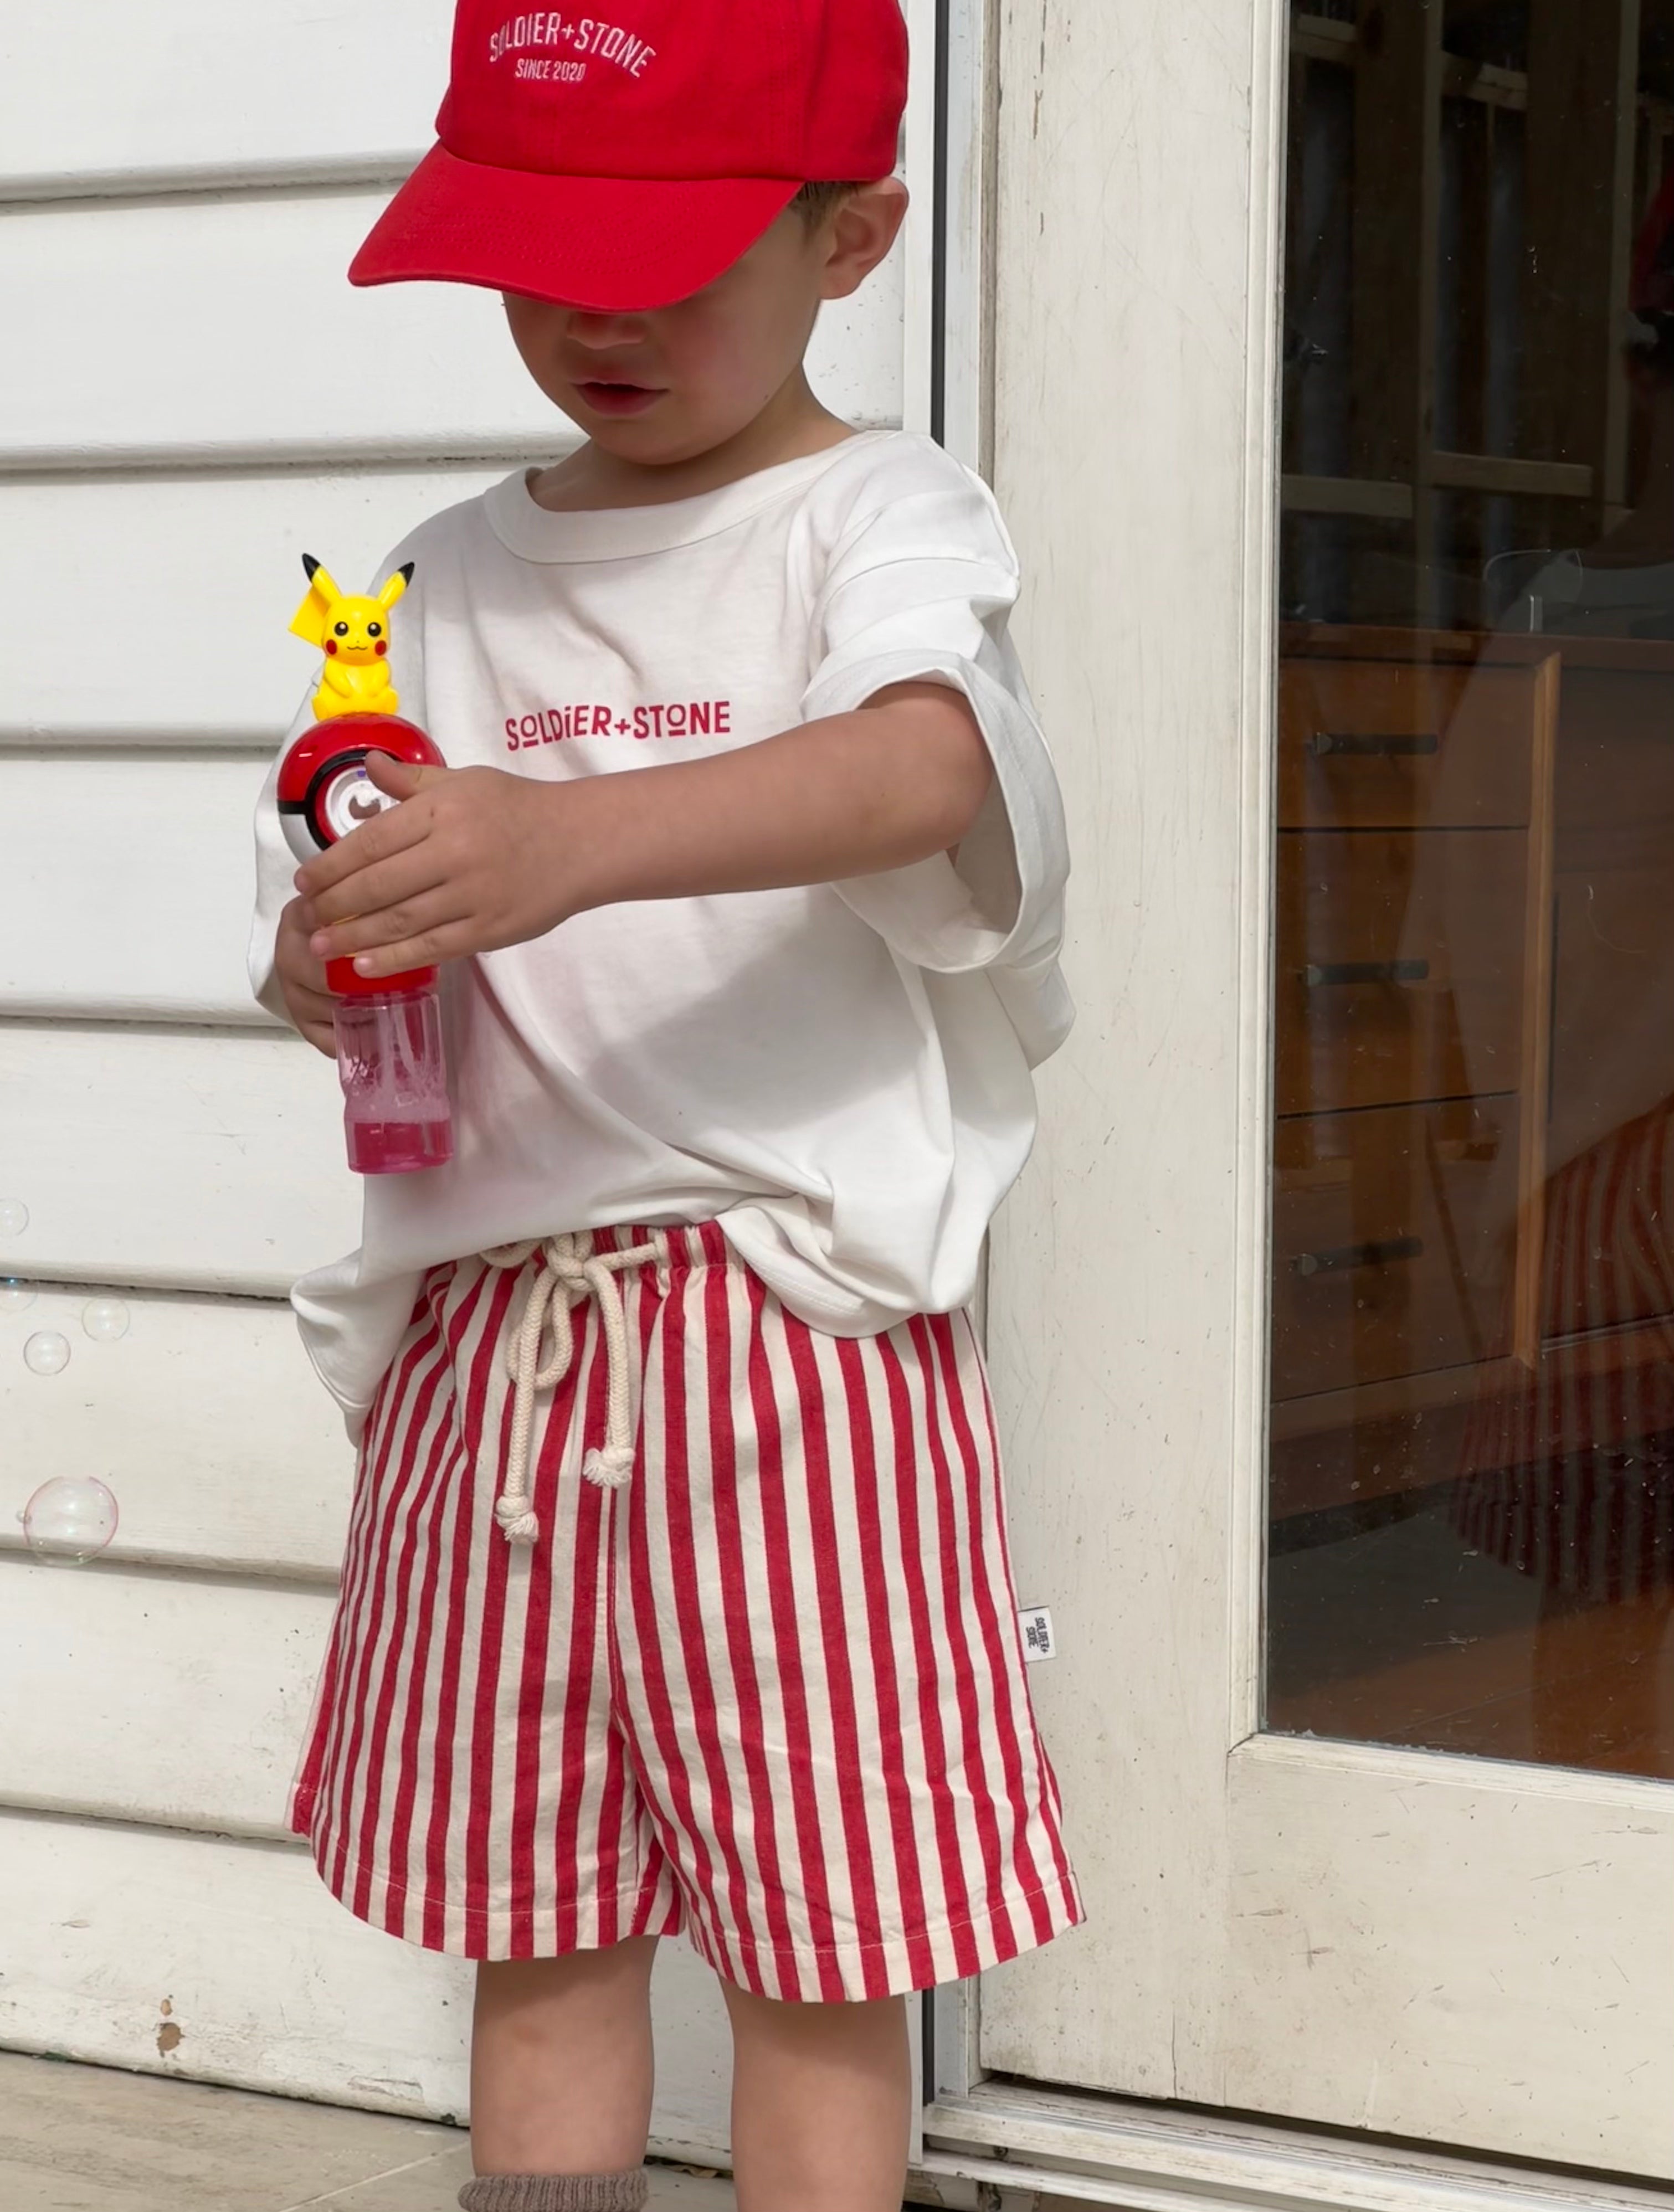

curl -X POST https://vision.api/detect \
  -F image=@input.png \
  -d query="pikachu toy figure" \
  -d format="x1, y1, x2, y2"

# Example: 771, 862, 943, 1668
277, 551, 453, 1176
289, 554, 414, 720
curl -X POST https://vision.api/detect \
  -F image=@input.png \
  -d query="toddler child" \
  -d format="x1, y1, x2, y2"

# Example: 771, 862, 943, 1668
250, 2, 1081, 2206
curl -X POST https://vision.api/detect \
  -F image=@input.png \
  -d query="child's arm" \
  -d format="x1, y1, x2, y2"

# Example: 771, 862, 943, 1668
296, 681, 992, 981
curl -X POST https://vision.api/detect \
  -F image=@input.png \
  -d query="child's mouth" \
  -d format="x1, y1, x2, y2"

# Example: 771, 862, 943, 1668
575, 380, 665, 417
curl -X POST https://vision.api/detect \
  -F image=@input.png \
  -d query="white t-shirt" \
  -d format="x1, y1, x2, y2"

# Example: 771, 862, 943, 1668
249, 430, 1072, 1430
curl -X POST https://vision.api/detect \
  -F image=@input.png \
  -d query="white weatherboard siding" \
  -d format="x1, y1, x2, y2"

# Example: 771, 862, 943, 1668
0, 193, 901, 469
0, 1026, 357, 1295
0, 1, 451, 192
0, 467, 514, 743
0, 757, 282, 1021
0, 0, 920, 2142
0, 1811, 732, 2145
0, 1290, 349, 1580
0, 1564, 337, 1837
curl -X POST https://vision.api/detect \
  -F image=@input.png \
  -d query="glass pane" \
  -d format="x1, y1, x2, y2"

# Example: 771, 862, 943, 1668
1267, 0, 1674, 1778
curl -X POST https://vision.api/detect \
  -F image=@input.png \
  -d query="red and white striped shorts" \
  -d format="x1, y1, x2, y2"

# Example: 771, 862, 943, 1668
289, 1224, 1082, 2000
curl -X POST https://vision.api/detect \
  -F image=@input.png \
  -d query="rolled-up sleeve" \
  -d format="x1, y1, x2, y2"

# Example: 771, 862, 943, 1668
800, 473, 1069, 977
798, 463, 1071, 1063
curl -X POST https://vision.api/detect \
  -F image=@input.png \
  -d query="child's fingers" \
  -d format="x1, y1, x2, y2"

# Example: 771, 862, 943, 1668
278, 893, 321, 946
279, 965, 338, 1016
294, 790, 432, 896
295, 1011, 340, 1057
307, 848, 451, 932
310, 885, 467, 965
276, 964, 340, 1056
362, 752, 448, 800
347, 914, 477, 979
276, 903, 330, 990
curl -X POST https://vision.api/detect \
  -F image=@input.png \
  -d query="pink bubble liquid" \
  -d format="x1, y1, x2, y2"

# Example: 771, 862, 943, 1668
334, 986, 454, 1175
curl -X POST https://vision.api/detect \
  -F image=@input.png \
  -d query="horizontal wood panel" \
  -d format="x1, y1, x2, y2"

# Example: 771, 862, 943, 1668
0, 2, 441, 194
0, 1812, 473, 2113
0, 1810, 735, 2141
0, 1288, 351, 1578
0, 192, 903, 466
0, 1561, 332, 1835
0, 1025, 359, 1294
0, 465, 515, 741
0, 755, 275, 1021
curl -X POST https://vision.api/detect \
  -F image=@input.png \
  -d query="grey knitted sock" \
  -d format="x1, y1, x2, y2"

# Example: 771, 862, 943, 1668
457, 2173, 649, 2212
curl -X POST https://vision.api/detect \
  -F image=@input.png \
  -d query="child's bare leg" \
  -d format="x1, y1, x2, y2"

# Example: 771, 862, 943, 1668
722, 1983, 912, 2212
469, 1938, 659, 2177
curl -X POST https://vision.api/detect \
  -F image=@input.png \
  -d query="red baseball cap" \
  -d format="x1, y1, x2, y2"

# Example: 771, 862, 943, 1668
350, 0, 908, 312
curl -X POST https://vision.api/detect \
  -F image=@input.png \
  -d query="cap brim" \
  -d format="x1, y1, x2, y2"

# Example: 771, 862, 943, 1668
349, 145, 802, 312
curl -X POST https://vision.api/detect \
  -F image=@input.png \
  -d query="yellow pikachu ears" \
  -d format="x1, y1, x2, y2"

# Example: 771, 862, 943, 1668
289, 554, 414, 645
289, 554, 342, 647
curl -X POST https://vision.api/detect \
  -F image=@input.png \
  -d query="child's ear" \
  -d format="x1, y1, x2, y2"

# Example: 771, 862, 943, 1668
289, 553, 343, 646
377, 562, 415, 614
819, 179, 910, 303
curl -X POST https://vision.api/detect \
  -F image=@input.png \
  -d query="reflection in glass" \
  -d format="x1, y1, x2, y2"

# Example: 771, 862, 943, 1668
1268, 0, 1674, 1778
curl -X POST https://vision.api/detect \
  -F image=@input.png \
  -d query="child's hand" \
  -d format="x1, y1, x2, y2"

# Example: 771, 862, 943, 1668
296, 753, 574, 979
274, 897, 338, 1057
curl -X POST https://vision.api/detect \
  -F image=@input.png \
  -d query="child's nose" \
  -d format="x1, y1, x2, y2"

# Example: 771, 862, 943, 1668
567, 310, 649, 348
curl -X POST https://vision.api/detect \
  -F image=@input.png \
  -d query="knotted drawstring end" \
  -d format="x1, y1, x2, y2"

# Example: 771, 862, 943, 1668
583, 1443, 635, 1491
495, 1499, 541, 1546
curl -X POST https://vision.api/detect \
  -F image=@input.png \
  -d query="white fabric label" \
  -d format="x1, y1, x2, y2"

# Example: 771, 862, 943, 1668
1018, 1606, 1056, 1662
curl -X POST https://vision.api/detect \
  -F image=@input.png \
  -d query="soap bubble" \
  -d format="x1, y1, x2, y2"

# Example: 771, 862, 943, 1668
0, 1200, 27, 1238
81, 1298, 130, 1342
22, 1477, 119, 1562
23, 1331, 71, 1377
0, 1279, 35, 1313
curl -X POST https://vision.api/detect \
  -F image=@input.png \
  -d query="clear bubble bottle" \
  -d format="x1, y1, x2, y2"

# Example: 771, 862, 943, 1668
277, 556, 454, 1176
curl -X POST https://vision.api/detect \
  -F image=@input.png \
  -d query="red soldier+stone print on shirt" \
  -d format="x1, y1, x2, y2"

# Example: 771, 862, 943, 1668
504, 697, 735, 749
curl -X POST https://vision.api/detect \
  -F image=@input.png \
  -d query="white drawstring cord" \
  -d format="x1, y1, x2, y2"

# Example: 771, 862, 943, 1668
481, 1230, 667, 1547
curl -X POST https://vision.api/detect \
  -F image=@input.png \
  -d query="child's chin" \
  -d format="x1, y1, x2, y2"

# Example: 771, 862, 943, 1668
583, 415, 704, 465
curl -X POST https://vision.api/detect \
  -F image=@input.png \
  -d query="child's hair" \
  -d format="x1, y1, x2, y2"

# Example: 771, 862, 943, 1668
793, 181, 864, 223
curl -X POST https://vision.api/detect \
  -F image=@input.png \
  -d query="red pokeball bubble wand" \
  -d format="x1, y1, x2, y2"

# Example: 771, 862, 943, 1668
278, 556, 454, 1176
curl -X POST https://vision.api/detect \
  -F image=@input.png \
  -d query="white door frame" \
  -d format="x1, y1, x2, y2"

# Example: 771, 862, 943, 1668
919, 0, 1674, 2203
